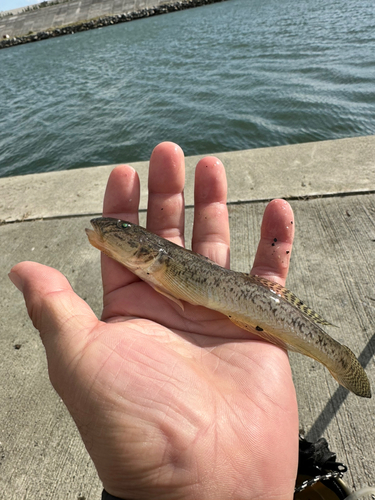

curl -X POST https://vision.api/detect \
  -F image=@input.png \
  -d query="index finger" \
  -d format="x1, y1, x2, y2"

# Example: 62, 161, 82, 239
101, 164, 141, 296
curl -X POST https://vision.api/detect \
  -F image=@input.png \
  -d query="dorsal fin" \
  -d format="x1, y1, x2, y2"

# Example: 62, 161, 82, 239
246, 274, 336, 327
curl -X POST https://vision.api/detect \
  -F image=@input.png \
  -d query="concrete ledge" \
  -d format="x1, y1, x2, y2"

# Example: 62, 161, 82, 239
1, 135, 375, 223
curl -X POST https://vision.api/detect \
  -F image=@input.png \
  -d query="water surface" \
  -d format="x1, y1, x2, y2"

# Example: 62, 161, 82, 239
0, 0, 374, 177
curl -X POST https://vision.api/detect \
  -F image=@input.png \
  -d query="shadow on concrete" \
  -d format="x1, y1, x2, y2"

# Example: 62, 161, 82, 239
307, 332, 375, 441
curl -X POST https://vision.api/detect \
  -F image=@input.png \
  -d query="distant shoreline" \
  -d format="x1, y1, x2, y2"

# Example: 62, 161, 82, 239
0, 0, 229, 50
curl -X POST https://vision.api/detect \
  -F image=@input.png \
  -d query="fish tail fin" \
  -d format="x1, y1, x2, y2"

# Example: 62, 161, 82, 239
329, 345, 371, 398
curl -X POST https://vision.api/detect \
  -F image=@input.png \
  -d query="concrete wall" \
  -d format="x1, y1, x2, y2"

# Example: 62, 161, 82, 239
0, 0, 176, 37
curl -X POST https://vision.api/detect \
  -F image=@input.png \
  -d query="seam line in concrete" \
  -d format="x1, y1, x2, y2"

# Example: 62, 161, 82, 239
2, 188, 375, 225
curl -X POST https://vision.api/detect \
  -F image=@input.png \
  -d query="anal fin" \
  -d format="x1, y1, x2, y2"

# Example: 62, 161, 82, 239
228, 316, 288, 350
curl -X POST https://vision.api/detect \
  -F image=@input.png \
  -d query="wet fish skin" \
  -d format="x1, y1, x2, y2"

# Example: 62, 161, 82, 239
86, 217, 371, 399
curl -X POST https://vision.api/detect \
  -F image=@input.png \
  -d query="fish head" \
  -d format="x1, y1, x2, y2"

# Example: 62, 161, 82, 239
86, 217, 159, 270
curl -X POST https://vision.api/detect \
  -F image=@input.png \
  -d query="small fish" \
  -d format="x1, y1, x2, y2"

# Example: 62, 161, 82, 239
86, 217, 371, 398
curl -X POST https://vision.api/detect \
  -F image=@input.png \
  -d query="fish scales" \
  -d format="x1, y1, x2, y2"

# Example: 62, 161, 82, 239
85, 217, 371, 398
162, 261, 351, 362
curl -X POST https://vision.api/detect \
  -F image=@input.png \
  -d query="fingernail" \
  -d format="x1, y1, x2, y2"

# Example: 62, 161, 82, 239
8, 271, 24, 293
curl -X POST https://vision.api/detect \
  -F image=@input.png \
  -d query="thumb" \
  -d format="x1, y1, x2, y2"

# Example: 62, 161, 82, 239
9, 261, 99, 384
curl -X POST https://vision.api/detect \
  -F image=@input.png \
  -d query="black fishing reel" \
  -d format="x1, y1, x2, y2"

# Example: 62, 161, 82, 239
294, 435, 374, 500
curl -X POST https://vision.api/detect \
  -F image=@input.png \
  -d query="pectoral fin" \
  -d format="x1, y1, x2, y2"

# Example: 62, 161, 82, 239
150, 284, 185, 311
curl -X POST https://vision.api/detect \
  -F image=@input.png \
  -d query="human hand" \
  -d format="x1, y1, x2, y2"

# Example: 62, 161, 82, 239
9, 142, 298, 500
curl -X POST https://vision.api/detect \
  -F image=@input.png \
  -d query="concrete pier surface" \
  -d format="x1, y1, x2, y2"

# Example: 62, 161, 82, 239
0, 135, 374, 498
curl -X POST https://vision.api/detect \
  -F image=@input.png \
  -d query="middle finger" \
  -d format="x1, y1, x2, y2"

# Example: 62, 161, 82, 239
146, 142, 186, 247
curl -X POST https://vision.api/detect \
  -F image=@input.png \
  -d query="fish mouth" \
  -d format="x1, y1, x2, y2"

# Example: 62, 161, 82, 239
85, 219, 106, 252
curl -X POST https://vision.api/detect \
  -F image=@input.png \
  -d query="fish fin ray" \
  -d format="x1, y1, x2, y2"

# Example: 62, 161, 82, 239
151, 284, 185, 311
246, 274, 336, 327
228, 316, 288, 350
328, 344, 372, 398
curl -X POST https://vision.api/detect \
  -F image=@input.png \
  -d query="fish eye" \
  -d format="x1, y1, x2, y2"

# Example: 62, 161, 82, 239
116, 220, 131, 229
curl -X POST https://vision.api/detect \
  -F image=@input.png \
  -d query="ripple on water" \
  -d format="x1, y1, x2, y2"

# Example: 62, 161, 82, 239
0, 0, 374, 177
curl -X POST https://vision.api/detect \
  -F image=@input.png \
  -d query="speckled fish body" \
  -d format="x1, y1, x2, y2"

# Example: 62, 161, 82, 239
86, 217, 371, 398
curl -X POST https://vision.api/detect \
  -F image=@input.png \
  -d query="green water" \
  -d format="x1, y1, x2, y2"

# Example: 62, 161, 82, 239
0, 0, 374, 177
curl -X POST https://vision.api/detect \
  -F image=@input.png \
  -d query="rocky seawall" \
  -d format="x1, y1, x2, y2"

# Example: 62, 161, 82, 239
0, 0, 228, 50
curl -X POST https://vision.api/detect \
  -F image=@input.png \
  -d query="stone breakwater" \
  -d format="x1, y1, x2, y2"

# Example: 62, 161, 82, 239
0, 0, 228, 50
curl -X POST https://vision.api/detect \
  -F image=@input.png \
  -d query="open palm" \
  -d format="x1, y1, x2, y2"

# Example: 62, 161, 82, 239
11, 142, 298, 500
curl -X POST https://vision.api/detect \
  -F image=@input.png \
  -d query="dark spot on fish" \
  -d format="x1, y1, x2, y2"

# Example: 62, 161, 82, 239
340, 356, 349, 370
272, 242, 275, 246
161, 208, 164, 210
291, 221, 293, 224
286, 250, 290, 254
228, 315, 232, 318
274, 238, 277, 242
138, 247, 152, 257
256, 326, 263, 332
